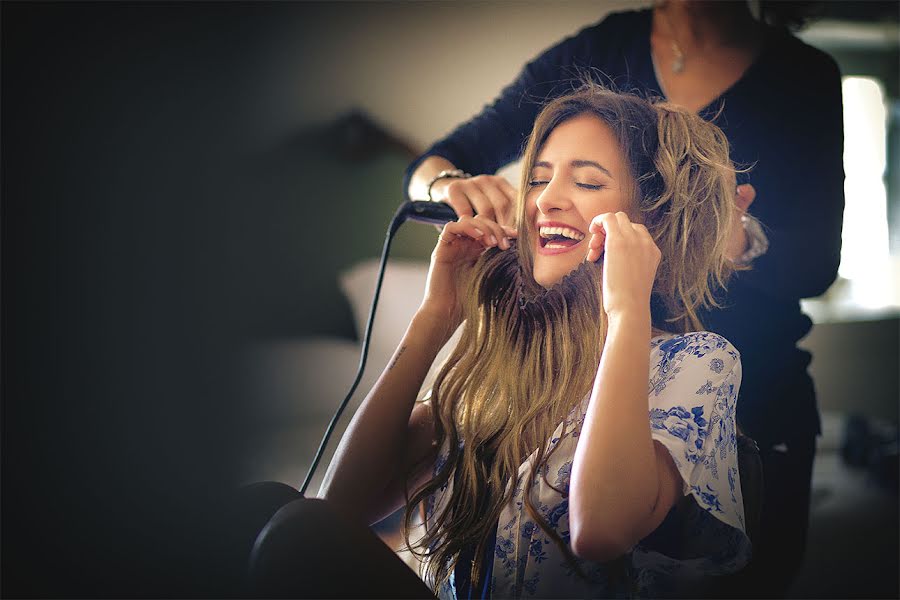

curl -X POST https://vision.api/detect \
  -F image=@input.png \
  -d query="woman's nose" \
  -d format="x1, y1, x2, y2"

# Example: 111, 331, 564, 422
534, 179, 572, 214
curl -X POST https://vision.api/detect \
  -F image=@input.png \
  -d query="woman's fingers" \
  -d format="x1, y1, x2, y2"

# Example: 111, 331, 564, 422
586, 230, 605, 263
461, 184, 496, 223
468, 215, 516, 250
587, 212, 623, 262
587, 213, 658, 263
442, 219, 485, 245
498, 179, 517, 225
481, 179, 515, 226
472, 175, 516, 218
470, 215, 515, 250
631, 222, 653, 243
602, 211, 637, 249
586, 214, 606, 263
589, 213, 661, 319
439, 175, 517, 225
442, 182, 475, 219
590, 212, 623, 234
441, 215, 517, 251
614, 211, 637, 241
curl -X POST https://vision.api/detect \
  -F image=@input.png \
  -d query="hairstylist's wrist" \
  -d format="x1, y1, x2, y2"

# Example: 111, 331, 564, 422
410, 156, 457, 201
427, 169, 472, 202
735, 214, 768, 265
427, 177, 454, 203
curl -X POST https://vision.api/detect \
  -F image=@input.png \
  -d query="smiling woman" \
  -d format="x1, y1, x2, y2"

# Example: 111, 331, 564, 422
316, 85, 749, 599
527, 115, 632, 286
516, 87, 737, 332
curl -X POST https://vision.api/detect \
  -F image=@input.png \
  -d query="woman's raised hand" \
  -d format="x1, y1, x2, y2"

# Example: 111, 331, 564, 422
418, 215, 517, 333
587, 212, 660, 321
430, 175, 517, 227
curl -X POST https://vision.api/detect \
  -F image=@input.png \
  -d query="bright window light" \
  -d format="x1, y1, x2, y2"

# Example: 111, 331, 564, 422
839, 76, 890, 307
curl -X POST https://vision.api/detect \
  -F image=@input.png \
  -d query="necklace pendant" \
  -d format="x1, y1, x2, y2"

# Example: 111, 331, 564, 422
671, 41, 685, 74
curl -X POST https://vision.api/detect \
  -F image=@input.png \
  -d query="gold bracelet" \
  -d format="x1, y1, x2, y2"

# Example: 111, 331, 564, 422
426, 169, 471, 201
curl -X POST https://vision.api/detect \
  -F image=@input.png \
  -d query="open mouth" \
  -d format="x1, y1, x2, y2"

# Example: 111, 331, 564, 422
538, 225, 585, 249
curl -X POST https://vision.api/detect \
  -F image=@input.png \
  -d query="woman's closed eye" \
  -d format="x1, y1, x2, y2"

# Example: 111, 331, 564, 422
528, 180, 605, 190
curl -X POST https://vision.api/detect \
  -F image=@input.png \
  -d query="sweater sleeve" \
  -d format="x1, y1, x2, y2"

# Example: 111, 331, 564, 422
732, 46, 845, 301
402, 15, 622, 198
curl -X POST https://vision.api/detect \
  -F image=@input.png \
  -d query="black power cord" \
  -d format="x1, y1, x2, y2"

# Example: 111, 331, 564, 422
298, 201, 457, 496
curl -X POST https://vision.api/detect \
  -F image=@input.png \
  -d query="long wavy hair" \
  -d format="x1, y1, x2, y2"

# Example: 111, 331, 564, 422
403, 85, 739, 588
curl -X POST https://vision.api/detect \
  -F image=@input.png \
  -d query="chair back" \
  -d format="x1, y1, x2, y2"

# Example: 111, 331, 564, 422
736, 433, 764, 544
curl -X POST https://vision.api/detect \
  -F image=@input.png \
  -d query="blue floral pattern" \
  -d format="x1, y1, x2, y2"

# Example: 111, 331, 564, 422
425, 332, 751, 599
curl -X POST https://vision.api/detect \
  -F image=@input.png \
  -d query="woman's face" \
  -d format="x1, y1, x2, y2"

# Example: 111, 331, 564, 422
525, 114, 634, 287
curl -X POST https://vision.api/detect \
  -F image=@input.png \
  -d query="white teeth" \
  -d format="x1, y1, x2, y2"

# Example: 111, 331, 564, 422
538, 226, 585, 241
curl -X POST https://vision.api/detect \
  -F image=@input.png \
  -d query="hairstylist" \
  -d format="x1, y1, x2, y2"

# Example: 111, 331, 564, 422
404, 2, 844, 597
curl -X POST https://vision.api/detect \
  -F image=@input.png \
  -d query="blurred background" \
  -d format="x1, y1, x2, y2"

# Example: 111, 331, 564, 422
3, 1, 898, 597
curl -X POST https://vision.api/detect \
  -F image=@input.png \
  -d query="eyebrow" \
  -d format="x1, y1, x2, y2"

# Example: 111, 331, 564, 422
532, 160, 613, 178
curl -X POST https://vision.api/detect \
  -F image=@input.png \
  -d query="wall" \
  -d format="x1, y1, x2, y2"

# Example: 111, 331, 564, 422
249, 1, 650, 150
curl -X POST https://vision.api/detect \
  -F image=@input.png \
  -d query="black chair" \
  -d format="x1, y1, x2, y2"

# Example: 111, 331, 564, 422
736, 432, 764, 545
229, 483, 435, 599
236, 433, 764, 599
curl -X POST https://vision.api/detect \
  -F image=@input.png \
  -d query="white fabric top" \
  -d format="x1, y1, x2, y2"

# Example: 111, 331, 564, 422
424, 331, 752, 599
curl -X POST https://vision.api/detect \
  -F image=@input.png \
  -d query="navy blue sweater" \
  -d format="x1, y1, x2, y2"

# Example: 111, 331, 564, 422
405, 9, 844, 445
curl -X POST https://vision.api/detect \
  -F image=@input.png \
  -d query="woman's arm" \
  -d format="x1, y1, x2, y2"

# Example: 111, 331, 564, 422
319, 214, 516, 526
570, 212, 682, 561
318, 310, 453, 526
569, 312, 682, 562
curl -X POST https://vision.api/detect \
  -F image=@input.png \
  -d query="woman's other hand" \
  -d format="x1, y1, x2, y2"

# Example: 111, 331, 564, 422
430, 174, 518, 227
726, 183, 756, 261
419, 215, 517, 334
587, 212, 660, 321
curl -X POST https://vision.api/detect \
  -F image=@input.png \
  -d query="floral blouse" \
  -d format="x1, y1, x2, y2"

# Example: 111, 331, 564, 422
424, 332, 752, 599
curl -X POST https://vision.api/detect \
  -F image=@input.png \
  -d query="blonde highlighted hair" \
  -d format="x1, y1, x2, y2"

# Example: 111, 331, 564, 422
404, 84, 740, 588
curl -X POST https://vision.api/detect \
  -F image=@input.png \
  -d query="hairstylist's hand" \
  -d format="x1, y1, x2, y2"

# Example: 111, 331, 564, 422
587, 212, 661, 321
419, 215, 517, 333
430, 175, 517, 227
726, 184, 756, 261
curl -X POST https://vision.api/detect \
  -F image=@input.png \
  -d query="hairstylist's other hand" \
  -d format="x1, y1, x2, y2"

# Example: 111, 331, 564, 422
430, 175, 517, 227
419, 215, 517, 333
726, 184, 756, 261
587, 212, 661, 322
